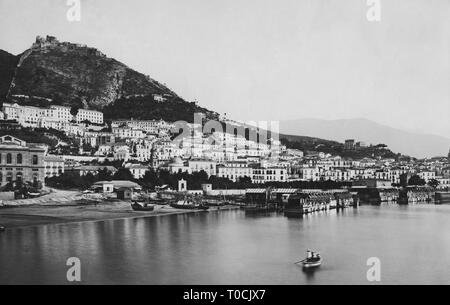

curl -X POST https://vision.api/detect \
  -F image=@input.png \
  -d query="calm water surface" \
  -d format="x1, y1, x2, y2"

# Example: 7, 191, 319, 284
1, 205, 450, 285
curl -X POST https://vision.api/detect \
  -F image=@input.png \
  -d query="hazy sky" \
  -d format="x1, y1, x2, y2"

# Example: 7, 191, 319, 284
0, 0, 448, 137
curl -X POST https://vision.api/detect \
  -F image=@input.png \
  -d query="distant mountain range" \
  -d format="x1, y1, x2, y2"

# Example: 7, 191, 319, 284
0, 35, 218, 122
280, 118, 450, 158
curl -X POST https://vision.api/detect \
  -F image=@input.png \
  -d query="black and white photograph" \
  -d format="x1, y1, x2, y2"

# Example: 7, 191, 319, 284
0, 0, 449, 291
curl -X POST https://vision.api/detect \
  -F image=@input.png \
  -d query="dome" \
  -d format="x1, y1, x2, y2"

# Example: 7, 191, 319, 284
170, 157, 184, 165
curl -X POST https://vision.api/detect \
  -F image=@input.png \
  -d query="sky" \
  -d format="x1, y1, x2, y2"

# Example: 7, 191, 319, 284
0, 0, 448, 137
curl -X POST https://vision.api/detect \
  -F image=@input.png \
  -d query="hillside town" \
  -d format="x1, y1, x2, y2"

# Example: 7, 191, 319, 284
0, 101, 449, 200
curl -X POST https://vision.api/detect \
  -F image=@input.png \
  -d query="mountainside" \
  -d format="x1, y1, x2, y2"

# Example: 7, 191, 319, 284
0, 50, 19, 99
280, 118, 450, 158
1, 35, 218, 122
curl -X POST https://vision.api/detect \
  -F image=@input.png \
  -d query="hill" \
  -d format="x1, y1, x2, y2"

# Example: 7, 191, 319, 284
280, 118, 450, 158
0, 35, 218, 122
0, 49, 19, 99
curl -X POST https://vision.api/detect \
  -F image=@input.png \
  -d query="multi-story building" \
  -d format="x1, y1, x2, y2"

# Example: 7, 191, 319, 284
83, 131, 115, 147
344, 139, 356, 150
188, 159, 217, 177
301, 167, 320, 181
3, 103, 103, 126
112, 119, 171, 134
76, 109, 104, 124
216, 162, 252, 182
251, 167, 287, 184
126, 164, 149, 179
113, 127, 145, 139
0, 135, 46, 186
43, 155, 65, 178
418, 171, 436, 183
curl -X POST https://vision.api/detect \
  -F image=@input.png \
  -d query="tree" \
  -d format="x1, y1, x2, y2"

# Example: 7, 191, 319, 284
113, 168, 134, 181
399, 173, 409, 188
97, 167, 112, 181
70, 106, 79, 116
428, 179, 440, 189
408, 175, 426, 186
141, 169, 160, 189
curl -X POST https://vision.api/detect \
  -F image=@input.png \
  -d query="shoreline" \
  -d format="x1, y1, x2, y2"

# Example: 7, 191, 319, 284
0, 201, 241, 230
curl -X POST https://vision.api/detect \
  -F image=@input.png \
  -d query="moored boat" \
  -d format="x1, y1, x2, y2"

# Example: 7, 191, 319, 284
204, 199, 226, 207
436, 192, 450, 204
170, 198, 209, 210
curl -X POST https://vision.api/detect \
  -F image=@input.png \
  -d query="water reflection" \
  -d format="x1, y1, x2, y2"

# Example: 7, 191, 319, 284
2, 205, 450, 284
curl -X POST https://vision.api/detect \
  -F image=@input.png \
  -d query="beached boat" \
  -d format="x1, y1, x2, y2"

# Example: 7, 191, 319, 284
296, 250, 322, 269
27, 192, 41, 198
170, 199, 209, 211
204, 199, 226, 207
131, 201, 155, 211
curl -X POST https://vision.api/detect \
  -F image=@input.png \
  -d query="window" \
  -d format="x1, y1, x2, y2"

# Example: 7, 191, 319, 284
32, 155, 38, 165
6, 153, 12, 164
16, 172, 23, 183
17, 153, 22, 164
6, 172, 13, 183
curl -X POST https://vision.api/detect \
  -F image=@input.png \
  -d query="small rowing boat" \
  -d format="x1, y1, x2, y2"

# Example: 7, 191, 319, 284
296, 250, 322, 269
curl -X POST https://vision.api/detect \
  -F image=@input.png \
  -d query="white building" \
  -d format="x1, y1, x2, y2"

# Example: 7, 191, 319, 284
301, 167, 320, 181
252, 167, 287, 184
113, 127, 145, 139
43, 155, 65, 178
216, 162, 252, 182
188, 159, 217, 177
418, 171, 436, 183
76, 109, 104, 124
126, 164, 149, 179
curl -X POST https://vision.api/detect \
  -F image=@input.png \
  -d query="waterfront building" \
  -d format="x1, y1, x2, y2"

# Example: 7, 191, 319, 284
0, 135, 46, 186
352, 179, 392, 188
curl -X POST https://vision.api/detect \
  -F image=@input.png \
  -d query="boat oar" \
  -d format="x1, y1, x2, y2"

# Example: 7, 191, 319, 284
294, 259, 306, 264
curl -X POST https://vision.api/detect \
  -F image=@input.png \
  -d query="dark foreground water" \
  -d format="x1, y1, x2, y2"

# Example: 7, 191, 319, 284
1, 205, 450, 285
